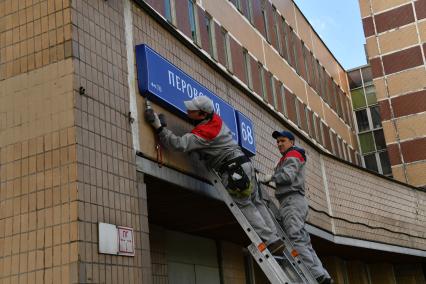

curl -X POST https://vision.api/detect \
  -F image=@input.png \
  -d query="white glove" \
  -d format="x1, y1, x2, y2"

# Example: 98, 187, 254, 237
259, 174, 272, 184
150, 112, 162, 129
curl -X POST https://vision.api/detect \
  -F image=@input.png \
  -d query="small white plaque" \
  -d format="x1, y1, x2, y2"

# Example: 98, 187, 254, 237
99, 222, 119, 255
118, 226, 135, 256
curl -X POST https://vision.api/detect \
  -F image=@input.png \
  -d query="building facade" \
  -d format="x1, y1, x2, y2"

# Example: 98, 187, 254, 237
0, 0, 426, 283
348, 65, 392, 177
360, 0, 426, 188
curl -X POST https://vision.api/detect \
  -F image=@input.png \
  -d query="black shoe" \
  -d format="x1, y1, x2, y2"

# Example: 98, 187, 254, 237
316, 275, 334, 284
267, 239, 285, 256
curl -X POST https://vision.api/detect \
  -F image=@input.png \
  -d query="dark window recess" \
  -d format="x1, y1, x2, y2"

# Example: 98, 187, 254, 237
265, 72, 274, 105
291, 30, 300, 74
261, 6, 270, 42
188, 1, 197, 41
270, 76, 278, 108
251, 57, 262, 95
302, 46, 311, 84
273, 8, 283, 55
275, 80, 284, 114
164, 0, 172, 22
356, 109, 370, 132
380, 151, 392, 175
364, 154, 378, 172
259, 65, 267, 100
374, 130, 386, 150
242, 0, 254, 23
286, 91, 298, 124
348, 69, 363, 89
243, 50, 253, 89
316, 116, 323, 145
370, 106, 382, 128
361, 67, 373, 84
281, 19, 290, 62
281, 85, 289, 117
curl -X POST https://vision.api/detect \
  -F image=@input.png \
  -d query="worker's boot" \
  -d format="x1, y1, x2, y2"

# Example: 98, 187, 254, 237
316, 275, 334, 284
267, 239, 285, 256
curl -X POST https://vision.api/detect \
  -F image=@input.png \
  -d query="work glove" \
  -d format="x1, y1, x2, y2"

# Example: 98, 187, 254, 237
145, 109, 162, 129
258, 174, 273, 184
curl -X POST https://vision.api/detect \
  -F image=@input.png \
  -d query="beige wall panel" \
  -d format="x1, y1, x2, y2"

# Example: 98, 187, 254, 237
323, 106, 351, 143
371, 0, 411, 14
306, 87, 324, 119
294, 8, 313, 50
0, 59, 74, 147
339, 69, 350, 94
387, 67, 426, 97
378, 24, 418, 55
263, 43, 307, 103
311, 36, 340, 83
366, 36, 380, 58
391, 165, 406, 183
407, 162, 426, 187
419, 21, 426, 43
271, 0, 297, 30
359, 0, 372, 18
397, 113, 426, 141
203, 0, 264, 63
382, 121, 397, 144
372, 78, 387, 100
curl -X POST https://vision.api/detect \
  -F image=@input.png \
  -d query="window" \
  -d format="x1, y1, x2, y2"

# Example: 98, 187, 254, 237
188, 0, 198, 42
361, 66, 373, 84
364, 153, 378, 172
245, 0, 254, 24
259, 64, 267, 100
222, 29, 232, 71
165, 0, 173, 22
270, 76, 277, 108
261, 4, 270, 42
356, 109, 369, 132
280, 85, 288, 117
291, 30, 299, 72
205, 14, 216, 59
380, 151, 392, 176
374, 130, 386, 150
295, 99, 301, 127
230, 0, 242, 11
305, 107, 312, 136
351, 88, 366, 110
281, 20, 290, 61
243, 49, 253, 89
370, 106, 382, 128
359, 132, 375, 154
302, 47, 310, 84
273, 7, 282, 55
311, 112, 317, 140
364, 85, 377, 105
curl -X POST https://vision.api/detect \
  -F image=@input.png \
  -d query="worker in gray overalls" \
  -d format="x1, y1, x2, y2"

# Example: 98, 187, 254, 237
259, 130, 333, 284
145, 96, 285, 255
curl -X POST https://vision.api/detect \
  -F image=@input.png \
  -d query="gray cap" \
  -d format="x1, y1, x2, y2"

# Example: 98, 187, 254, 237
184, 96, 214, 114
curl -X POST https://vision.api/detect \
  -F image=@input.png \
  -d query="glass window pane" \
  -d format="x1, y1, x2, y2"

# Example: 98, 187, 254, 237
348, 69, 363, 89
359, 132, 375, 154
370, 106, 382, 128
356, 109, 370, 132
362, 67, 373, 84
365, 85, 377, 105
374, 130, 386, 150
380, 151, 392, 175
351, 88, 366, 109
364, 153, 378, 172
165, 0, 172, 22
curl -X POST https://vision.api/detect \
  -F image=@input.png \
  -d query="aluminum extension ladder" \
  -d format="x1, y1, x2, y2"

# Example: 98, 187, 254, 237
207, 170, 317, 284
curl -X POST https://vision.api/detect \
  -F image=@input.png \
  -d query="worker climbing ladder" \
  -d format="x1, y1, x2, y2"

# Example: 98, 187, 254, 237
208, 170, 317, 284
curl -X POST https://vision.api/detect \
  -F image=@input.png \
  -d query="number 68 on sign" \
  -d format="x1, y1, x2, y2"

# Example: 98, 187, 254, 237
236, 111, 256, 156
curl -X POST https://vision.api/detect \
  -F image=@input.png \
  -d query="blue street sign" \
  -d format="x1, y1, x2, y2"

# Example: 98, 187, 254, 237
235, 111, 256, 156
136, 44, 238, 142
